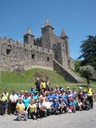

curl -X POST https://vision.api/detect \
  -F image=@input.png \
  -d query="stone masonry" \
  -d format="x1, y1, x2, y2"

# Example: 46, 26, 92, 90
0, 20, 83, 82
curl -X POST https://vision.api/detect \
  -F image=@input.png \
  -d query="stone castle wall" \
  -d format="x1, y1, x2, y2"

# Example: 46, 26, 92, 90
53, 35, 69, 68
0, 38, 53, 71
0, 20, 77, 82
0, 21, 84, 83
69, 57, 75, 70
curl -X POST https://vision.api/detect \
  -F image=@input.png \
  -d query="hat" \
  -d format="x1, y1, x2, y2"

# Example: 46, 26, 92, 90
21, 90, 24, 92
67, 86, 70, 89
49, 98, 52, 101
37, 78, 39, 80
79, 87, 82, 89
35, 91, 38, 93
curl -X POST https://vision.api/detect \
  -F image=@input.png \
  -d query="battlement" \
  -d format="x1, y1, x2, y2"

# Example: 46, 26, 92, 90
0, 21, 83, 83
24, 44, 53, 54
0, 36, 54, 71
0, 37, 53, 54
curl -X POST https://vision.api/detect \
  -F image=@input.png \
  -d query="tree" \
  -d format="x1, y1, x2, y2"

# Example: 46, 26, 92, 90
79, 65, 95, 85
78, 35, 96, 70
75, 60, 81, 72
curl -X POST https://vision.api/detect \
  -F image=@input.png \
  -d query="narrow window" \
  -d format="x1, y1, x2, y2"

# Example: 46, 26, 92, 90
6, 45, 12, 55
31, 54, 35, 59
6, 49, 11, 55
47, 57, 49, 61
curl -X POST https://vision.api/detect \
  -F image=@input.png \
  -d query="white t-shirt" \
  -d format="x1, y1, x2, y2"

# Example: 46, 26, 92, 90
9, 94, 18, 103
42, 101, 51, 109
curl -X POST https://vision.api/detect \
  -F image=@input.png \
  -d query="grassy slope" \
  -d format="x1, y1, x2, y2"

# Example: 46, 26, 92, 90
0, 68, 96, 94
0, 68, 66, 93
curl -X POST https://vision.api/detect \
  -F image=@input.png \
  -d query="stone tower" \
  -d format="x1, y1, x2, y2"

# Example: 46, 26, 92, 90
41, 20, 55, 49
24, 26, 34, 44
61, 29, 70, 67
0, 20, 84, 83
61, 29, 70, 57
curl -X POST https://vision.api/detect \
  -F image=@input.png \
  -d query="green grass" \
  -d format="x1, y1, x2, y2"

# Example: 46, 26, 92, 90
1, 68, 66, 84
0, 68, 96, 94
0, 68, 66, 93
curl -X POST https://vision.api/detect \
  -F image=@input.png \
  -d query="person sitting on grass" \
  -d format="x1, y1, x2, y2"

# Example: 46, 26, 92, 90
16, 99, 28, 121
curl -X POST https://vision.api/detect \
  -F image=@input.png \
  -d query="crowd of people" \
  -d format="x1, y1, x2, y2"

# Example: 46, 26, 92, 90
0, 77, 94, 121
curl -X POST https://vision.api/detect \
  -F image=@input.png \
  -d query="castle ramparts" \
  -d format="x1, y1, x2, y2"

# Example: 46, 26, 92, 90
0, 20, 83, 83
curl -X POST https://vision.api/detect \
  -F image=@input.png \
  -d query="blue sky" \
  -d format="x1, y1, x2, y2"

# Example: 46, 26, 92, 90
0, 0, 96, 60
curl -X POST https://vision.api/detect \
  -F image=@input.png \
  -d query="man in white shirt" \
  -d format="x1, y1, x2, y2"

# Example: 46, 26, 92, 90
9, 90, 18, 114
43, 98, 52, 116
39, 98, 47, 117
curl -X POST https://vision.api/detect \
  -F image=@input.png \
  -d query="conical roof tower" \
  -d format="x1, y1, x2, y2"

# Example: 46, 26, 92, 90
24, 26, 34, 44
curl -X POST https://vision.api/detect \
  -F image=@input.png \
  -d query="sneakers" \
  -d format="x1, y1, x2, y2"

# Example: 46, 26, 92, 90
24, 118, 27, 121
68, 109, 72, 113
33, 115, 37, 120
55, 111, 59, 115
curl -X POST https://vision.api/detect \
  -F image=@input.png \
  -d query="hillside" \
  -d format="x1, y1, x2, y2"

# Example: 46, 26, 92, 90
0, 68, 66, 93
0, 68, 96, 94
1, 68, 66, 84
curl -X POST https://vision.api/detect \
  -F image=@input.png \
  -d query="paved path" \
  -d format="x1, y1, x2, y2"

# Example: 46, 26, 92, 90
0, 103, 96, 128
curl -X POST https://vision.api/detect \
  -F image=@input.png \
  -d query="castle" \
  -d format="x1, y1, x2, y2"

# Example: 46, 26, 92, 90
0, 20, 83, 83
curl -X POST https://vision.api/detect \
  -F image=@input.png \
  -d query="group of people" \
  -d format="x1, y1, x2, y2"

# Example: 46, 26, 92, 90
0, 77, 94, 121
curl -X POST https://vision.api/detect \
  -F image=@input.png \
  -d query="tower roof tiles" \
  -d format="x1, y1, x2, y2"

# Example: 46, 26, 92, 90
24, 26, 34, 36
42, 19, 54, 29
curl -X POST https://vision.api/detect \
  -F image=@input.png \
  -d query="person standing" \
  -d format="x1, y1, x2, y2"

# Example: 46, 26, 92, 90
87, 85, 94, 109
9, 90, 18, 114
23, 92, 30, 118
35, 78, 41, 93
45, 77, 51, 91
41, 79, 46, 92
1, 89, 9, 115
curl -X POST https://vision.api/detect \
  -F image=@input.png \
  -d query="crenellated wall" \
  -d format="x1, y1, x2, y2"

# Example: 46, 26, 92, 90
0, 38, 53, 71
0, 21, 82, 83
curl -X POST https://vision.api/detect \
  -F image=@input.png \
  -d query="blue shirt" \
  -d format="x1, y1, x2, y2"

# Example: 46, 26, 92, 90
33, 94, 38, 100
47, 94, 54, 101
62, 94, 67, 103
53, 94, 59, 100
29, 88, 35, 94
52, 101, 59, 109
68, 101, 74, 107
23, 97, 30, 108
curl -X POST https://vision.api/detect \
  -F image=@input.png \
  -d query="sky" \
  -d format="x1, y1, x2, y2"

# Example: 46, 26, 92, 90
0, 0, 96, 60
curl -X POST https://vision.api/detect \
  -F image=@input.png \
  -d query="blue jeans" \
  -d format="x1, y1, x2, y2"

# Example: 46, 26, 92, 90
2, 101, 8, 115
